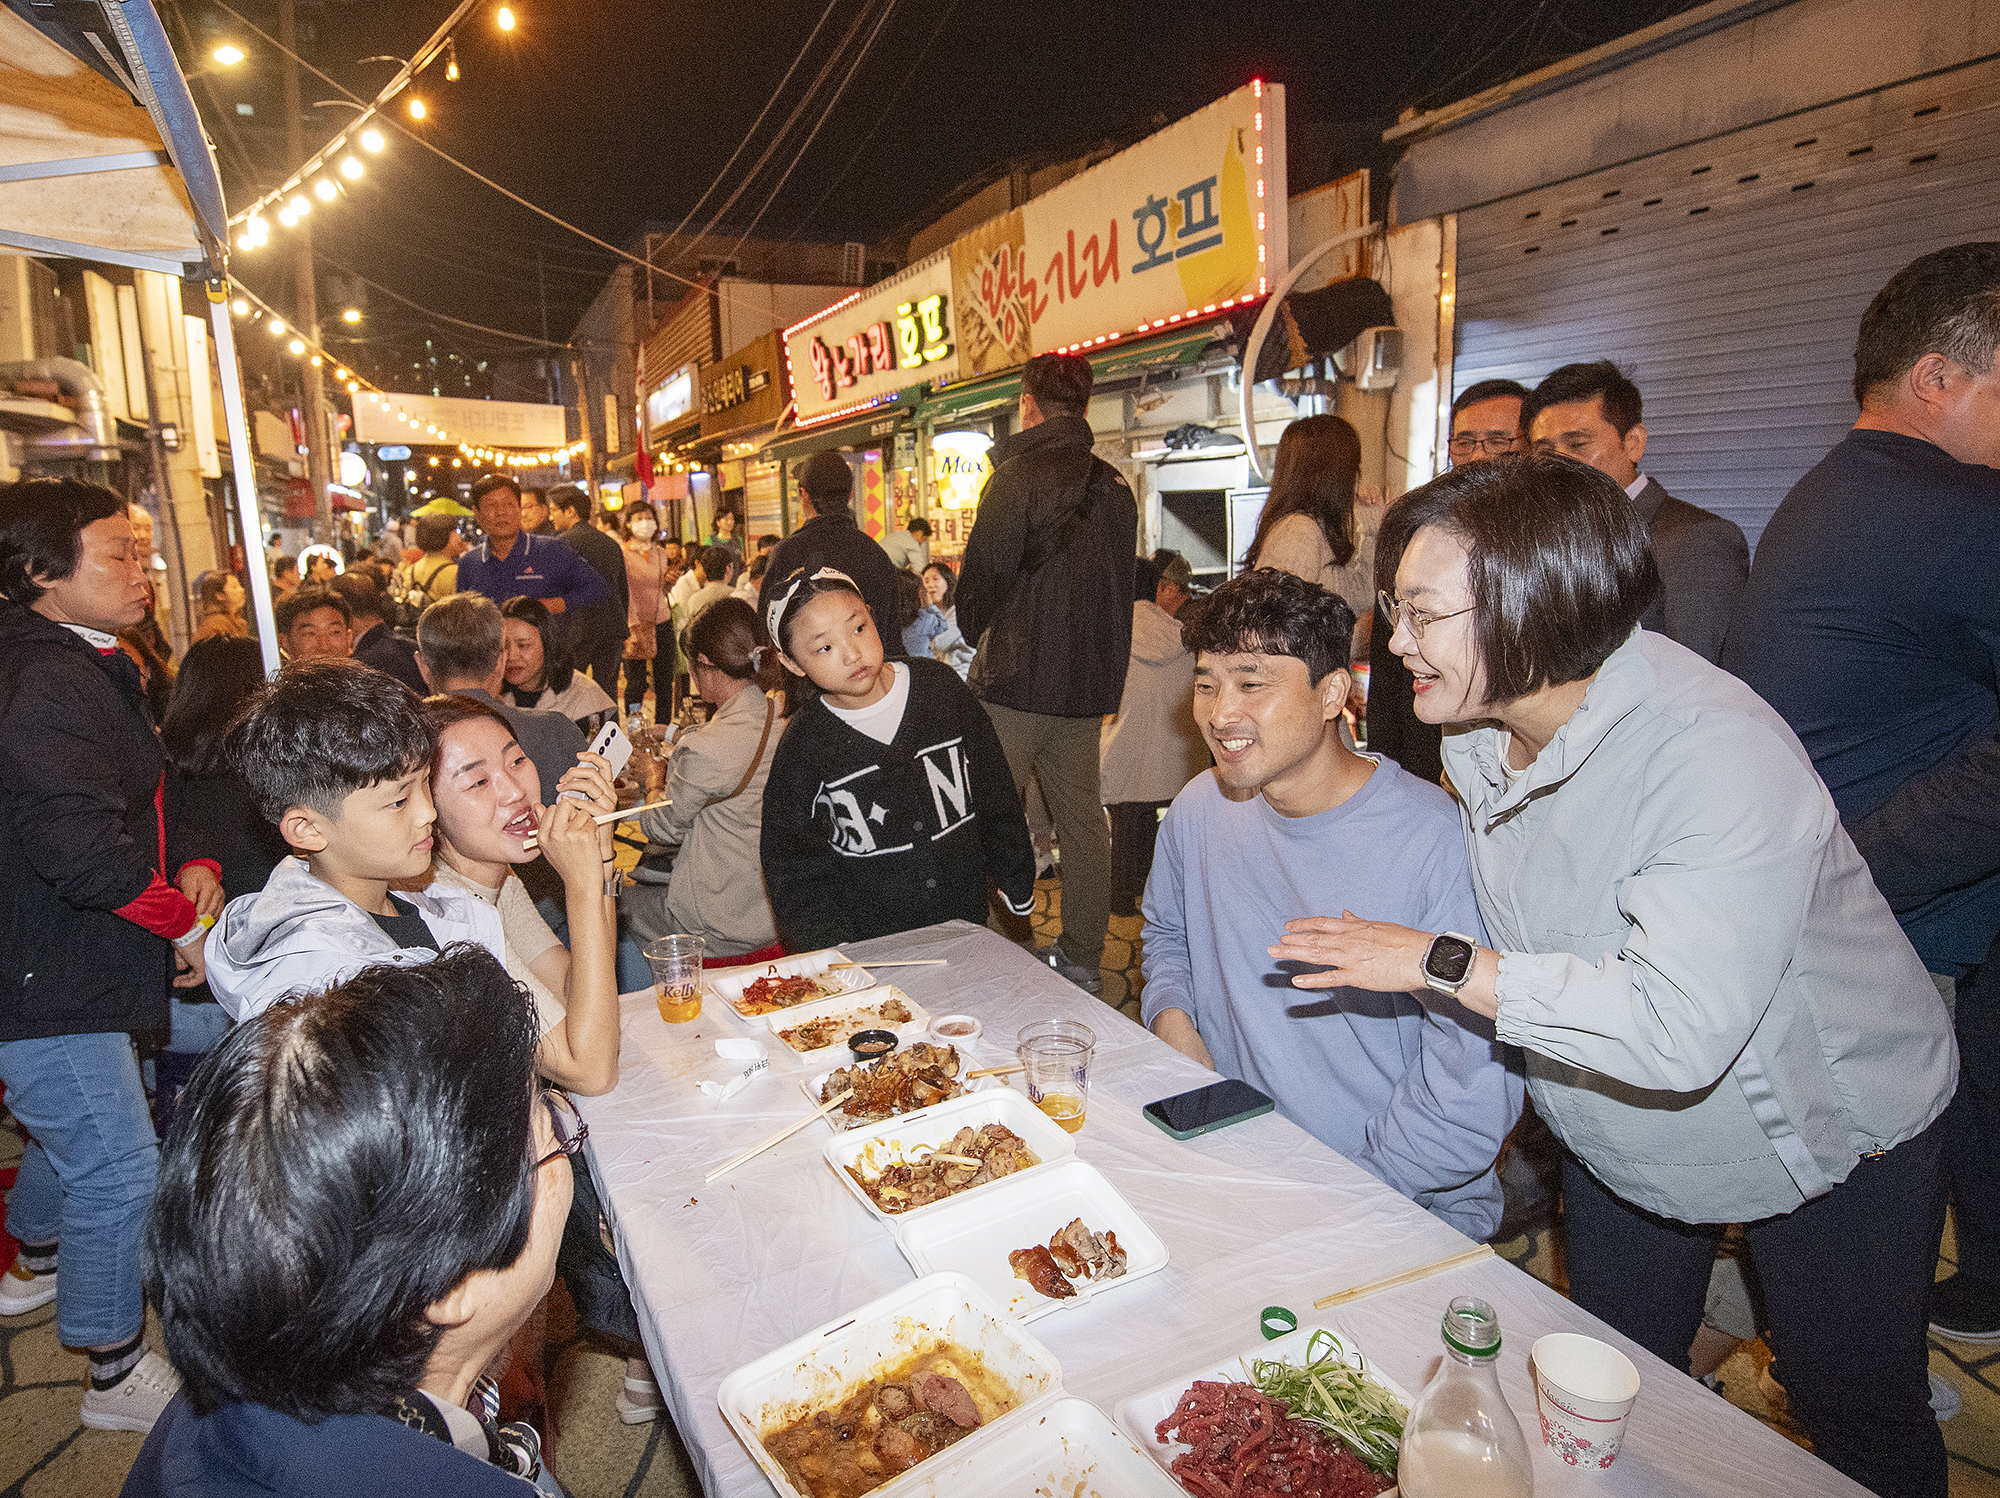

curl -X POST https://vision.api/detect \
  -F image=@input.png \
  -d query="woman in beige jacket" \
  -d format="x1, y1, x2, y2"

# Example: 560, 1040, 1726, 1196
1244, 414, 1374, 615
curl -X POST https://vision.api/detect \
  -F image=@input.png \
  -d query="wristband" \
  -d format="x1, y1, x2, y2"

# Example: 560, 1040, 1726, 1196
172, 915, 209, 948
602, 875, 621, 899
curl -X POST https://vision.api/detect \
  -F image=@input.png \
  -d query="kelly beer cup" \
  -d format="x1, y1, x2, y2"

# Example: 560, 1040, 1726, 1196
644, 935, 705, 1023
1016, 1020, 1095, 1133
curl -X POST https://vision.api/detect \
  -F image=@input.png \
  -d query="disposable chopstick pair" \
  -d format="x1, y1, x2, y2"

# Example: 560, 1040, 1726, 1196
520, 798, 672, 850
963, 1062, 1026, 1080
824, 959, 950, 970
1312, 1244, 1495, 1310
703, 1089, 853, 1183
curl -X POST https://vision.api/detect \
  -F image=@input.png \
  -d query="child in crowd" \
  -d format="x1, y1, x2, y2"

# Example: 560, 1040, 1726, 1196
205, 659, 506, 1020
760, 567, 1035, 951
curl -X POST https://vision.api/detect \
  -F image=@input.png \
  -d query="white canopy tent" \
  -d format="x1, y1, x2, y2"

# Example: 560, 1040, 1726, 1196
1, 0, 281, 674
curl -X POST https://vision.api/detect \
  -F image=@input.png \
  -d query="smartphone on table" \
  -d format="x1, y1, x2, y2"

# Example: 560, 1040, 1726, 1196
1144, 1078, 1276, 1140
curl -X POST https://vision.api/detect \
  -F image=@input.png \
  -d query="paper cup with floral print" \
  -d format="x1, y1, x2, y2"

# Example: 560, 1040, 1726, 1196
1531, 1333, 1641, 1472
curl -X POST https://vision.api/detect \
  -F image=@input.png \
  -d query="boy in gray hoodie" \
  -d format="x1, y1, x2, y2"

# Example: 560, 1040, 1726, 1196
206, 660, 504, 1021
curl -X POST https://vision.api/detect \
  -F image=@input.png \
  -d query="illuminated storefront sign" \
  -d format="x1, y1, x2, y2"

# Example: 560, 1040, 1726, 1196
949, 80, 1285, 376
784, 251, 960, 428
645, 365, 695, 437
931, 430, 993, 510
352, 390, 566, 448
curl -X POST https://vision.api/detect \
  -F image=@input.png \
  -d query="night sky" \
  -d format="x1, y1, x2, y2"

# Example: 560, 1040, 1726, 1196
213, 0, 1703, 373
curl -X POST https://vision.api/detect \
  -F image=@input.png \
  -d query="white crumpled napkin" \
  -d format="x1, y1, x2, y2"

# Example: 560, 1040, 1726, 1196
697, 1038, 769, 1103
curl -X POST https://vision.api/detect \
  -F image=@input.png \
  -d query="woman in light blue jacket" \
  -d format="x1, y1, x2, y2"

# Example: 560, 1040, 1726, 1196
1274, 455, 1956, 1498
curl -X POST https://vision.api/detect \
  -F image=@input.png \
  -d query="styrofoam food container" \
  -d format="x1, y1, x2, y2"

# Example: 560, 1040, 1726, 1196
765, 986, 931, 1066
802, 1047, 1000, 1131
1113, 1322, 1412, 1495
706, 947, 875, 1021
825, 1089, 1075, 1222
892, 1158, 1168, 1321
715, 1271, 1063, 1498
891, 1395, 1186, 1496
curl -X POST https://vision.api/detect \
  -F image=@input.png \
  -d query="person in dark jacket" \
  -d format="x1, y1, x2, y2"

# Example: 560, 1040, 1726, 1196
756, 450, 902, 655
761, 568, 1035, 952
547, 483, 630, 694
331, 571, 427, 695
124, 949, 568, 1497
955, 352, 1137, 992
152, 636, 290, 1135
0, 478, 215, 1433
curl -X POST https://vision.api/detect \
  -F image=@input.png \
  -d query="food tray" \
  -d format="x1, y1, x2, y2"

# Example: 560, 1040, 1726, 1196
706, 947, 876, 1019
1112, 1322, 1413, 1497
892, 1158, 1168, 1322
765, 986, 932, 1066
892, 1395, 1186, 1496
803, 1047, 1006, 1132
825, 1089, 1076, 1222
716, 1271, 1063, 1498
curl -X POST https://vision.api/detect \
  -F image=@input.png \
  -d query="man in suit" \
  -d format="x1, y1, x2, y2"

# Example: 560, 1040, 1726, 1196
1524, 361, 1748, 663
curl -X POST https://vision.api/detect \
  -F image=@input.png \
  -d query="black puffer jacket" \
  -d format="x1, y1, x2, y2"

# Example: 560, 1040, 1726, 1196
956, 414, 1137, 717
0, 603, 189, 1039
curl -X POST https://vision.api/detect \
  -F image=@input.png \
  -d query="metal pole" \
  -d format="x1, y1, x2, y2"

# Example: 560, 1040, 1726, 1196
280, 0, 334, 544
207, 288, 284, 677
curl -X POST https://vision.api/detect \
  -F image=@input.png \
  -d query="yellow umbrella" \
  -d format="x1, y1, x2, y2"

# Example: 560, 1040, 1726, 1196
412, 497, 475, 518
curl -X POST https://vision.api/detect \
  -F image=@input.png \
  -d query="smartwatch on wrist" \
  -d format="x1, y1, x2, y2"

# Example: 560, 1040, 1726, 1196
1422, 932, 1478, 998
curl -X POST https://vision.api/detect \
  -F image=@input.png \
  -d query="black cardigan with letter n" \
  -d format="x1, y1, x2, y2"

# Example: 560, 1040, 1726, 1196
761, 658, 1036, 952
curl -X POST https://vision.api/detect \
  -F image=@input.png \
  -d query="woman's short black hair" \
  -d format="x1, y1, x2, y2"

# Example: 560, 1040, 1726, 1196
1180, 567, 1356, 686
144, 945, 543, 1420
162, 637, 269, 776
500, 594, 573, 694
0, 477, 129, 607
1392, 454, 1660, 701
229, 658, 435, 823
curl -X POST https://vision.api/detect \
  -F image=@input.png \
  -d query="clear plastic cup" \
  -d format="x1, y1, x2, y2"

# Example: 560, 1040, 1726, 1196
644, 935, 706, 1023
1016, 1020, 1095, 1133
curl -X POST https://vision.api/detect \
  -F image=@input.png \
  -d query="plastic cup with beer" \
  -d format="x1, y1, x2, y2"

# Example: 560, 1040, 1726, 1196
644, 935, 706, 1023
1016, 1020, 1095, 1133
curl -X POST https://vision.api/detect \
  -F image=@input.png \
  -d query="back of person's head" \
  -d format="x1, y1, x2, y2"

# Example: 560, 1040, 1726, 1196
1452, 378, 1531, 420
417, 690, 515, 746
698, 544, 734, 583
1022, 351, 1092, 416
1249, 414, 1362, 570
469, 473, 519, 514
1156, 551, 1194, 594
746, 551, 770, 583
0, 476, 128, 608
896, 569, 924, 632
1391, 453, 1659, 700
329, 571, 385, 623
271, 555, 296, 582
499, 593, 573, 693
1853, 241, 2000, 405
907, 517, 931, 539
229, 658, 433, 823
276, 585, 352, 635
162, 637, 268, 776
413, 514, 456, 554
757, 533, 780, 552
144, 946, 542, 1420
797, 451, 854, 515
417, 592, 504, 685
1521, 360, 1643, 438
686, 595, 781, 693
1181, 568, 1357, 686
545, 484, 588, 522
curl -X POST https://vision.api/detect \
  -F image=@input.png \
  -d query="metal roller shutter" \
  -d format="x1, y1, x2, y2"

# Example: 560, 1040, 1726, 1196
1452, 54, 2000, 549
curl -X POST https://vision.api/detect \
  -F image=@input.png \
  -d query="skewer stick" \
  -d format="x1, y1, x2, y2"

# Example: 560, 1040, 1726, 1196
964, 1062, 1026, 1079
704, 1090, 854, 1183
1312, 1245, 1495, 1310
824, 959, 950, 970
521, 799, 675, 850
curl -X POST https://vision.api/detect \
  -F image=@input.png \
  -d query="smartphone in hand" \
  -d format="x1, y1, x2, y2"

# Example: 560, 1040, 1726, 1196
561, 720, 632, 799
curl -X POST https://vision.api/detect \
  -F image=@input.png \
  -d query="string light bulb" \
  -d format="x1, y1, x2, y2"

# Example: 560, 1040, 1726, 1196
288, 338, 306, 355
497, 6, 516, 30
267, 318, 285, 336
342, 308, 362, 324
445, 40, 459, 80
360, 128, 385, 152
409, 96, 427, 120
340, 156, 363, 180
231, 298, 250, 315
314, 178, 337, 202
288, 193, 310, 217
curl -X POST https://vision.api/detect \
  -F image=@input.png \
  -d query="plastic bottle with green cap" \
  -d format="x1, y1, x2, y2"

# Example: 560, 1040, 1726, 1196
1396, 1295, 1534, 1497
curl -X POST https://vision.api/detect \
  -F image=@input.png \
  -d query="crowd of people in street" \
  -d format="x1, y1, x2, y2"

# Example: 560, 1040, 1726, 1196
0, 241, 1994, 1498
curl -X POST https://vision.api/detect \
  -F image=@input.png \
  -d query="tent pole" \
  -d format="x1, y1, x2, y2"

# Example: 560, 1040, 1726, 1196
206, 285, 282, 677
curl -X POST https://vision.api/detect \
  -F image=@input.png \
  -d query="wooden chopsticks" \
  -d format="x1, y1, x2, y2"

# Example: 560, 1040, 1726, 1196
703, 1090, 853, 1183
1312, 1245, 1495, 1309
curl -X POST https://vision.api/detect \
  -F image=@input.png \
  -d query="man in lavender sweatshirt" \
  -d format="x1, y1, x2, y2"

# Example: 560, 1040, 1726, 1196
1141, 569, 1521, 1239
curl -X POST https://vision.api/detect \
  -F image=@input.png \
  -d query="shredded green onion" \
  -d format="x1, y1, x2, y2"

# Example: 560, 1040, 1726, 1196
1243, 1328, 1406, 1475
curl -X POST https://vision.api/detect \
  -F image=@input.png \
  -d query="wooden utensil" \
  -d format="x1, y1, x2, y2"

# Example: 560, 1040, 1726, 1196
824, 959, 949, 970
964, 1062, 1026, 1080
1312, 1244, 1494, 1309
703, 1090, 854, 1183
521, 799, 674, 850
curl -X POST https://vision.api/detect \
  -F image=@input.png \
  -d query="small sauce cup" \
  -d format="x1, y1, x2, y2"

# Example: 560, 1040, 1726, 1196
847, 1029, 899, 1063
928, 1014, 982, 1047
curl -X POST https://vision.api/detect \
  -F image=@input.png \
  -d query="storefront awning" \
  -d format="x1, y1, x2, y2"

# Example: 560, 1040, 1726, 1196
918, 319, 1232, 427
765, 400, 908, 463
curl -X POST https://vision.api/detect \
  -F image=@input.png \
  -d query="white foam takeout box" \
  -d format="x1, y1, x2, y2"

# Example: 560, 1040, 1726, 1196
763, 986, 932, 1068
802, 1046, 1006, 1132
892, 1158, 1168, 1322
716, 1271, 1183, 1498
1112, 1321, 1413, 1496
704, 948, 876, 1022
825, 1089, 1075, 1223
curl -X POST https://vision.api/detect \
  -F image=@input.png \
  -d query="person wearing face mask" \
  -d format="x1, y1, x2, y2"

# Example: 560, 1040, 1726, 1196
618, 503, 671, 713
1275, 454, 1957, 1498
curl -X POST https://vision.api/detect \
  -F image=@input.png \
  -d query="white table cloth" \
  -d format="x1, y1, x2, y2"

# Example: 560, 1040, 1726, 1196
579, 920, 1866, 1497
